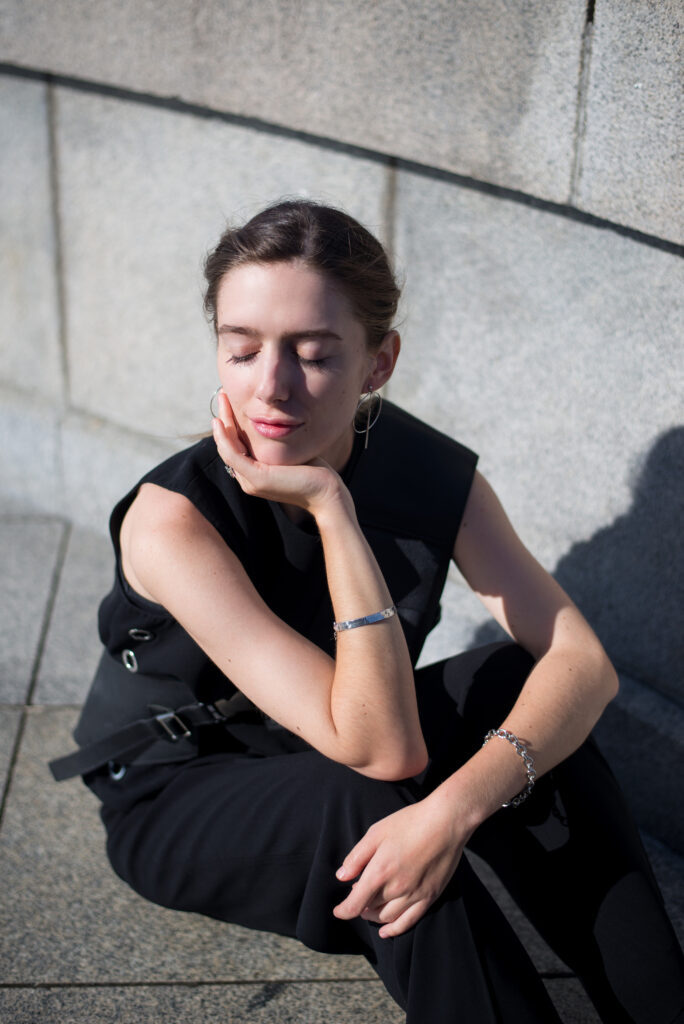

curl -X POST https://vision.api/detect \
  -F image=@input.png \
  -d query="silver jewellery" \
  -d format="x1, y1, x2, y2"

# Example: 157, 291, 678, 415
333, 604, 396, 638
353, 385, 383, 449
210, 385, 223, 418
482, 728, 536, 807
224, 465, 236, 479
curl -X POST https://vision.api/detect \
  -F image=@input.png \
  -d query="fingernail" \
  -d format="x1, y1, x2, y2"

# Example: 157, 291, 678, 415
336, 866, 347, 880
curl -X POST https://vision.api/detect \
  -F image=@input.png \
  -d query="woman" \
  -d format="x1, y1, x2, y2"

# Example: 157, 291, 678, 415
51, 200, 684, 1023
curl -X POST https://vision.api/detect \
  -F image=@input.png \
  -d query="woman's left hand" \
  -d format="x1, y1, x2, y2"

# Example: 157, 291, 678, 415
333, 794, 468, 938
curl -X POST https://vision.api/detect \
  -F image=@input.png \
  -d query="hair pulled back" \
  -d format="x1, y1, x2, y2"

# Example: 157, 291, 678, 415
204, 200, 400, 351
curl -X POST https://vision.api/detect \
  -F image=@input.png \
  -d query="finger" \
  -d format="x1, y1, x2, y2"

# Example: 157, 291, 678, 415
360, 895, 407, 924
333, 870, 385, 921
336, 834, 377, 883
377, 899, 432, 939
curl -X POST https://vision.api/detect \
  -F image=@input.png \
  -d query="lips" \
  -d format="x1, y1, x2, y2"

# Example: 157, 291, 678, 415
250, 418, 303, 439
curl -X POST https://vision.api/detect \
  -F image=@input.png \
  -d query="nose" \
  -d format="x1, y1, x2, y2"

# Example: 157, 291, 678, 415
256, 347, 292, 404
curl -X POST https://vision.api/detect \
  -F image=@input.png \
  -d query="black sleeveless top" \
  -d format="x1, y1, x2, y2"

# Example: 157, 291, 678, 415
83, 401, 476, 758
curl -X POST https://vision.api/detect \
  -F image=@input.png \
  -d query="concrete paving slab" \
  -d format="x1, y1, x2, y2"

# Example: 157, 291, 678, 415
0, 76, 62, 402
0, 980, 403, 1024
0, 705, 22, 799
577, 1, 684, 244
0, 516, 66, 702
56, 85, 390, 441
392, 170, 684, 704
34, 525, 114, 704
0, 707, 373, 985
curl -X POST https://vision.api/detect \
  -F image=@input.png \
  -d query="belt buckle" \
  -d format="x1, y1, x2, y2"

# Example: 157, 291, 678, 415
155, 711, 191, 742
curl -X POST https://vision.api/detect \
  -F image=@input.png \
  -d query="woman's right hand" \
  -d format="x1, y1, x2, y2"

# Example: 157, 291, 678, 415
212, 391, 346, 516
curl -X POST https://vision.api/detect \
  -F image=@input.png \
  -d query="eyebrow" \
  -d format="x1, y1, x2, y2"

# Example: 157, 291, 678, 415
217, 325, 343, 343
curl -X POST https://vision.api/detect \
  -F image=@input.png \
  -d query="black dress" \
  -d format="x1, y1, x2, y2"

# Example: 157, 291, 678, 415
71, 402, 684, 1024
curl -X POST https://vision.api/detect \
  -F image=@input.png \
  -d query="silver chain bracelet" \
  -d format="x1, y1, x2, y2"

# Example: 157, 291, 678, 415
482, 728, 537, 807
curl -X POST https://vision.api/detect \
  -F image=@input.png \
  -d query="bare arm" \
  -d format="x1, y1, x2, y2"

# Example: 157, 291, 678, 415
120, 402, 426, 782
334, 470, 618, 936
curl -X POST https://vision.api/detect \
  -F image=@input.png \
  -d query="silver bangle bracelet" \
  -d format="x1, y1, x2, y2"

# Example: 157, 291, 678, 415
482, 728, 537, 807
333, 605, 397, 638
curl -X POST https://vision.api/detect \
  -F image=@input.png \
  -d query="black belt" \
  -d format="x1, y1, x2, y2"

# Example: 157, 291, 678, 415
48, 697, 239, 782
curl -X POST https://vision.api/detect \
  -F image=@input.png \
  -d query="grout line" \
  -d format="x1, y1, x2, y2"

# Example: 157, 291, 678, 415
0, 977, 402, 990
569, 0, 596, 204
26, 520, 72, 706
1, 62, 682, 259
0, 522, 72, 830
46, 79, 70, 408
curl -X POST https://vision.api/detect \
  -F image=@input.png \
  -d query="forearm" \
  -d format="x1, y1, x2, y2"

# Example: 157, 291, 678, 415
314, 491, 427, 779
427, 642, 618, 834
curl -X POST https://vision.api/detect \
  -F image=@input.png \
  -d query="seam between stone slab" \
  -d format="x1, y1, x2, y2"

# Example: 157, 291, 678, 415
46, 78, 70, 413
0, 521, 70, 831
569, 0, 595, 204
0, 62, 682, 261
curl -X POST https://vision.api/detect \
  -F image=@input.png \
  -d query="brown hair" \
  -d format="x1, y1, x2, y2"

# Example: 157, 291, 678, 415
203, 200, 400, 350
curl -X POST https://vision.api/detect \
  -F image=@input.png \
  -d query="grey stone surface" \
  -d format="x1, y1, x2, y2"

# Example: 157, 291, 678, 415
417, 569, 502, 669
0, 706, 22, 798
60, 409, 182, 534
577, 1, 684, 244
0, 707, 374, 984
1, 2, 588, 202
0, 385, 62, 517
391, 170, 684, 702
594, 674, 684, 855
544, 979, 601, 1023
0, 75, 63, 401
34, 524, 113, 704
55, 85, 390, 440
0, 981, 403, 1024
0, 516, 66, 702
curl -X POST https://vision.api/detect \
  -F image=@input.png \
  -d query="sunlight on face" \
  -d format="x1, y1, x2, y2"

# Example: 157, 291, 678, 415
215, 261, 375, 470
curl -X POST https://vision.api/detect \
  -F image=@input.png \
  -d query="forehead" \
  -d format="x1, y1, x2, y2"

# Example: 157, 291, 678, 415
216, 260, 355, 326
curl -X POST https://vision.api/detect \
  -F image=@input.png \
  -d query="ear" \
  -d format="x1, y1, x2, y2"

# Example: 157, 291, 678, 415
366, 330, 401, 391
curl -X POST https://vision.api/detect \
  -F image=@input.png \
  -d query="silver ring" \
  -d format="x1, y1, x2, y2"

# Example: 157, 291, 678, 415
225, 465, 236, 479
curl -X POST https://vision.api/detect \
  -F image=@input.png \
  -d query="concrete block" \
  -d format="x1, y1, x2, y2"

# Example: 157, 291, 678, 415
0, 385, 62, 515
577, 2, 684, 244
0, 75, 63, 401
55, 85, 390, 439
0, 516, 66, 702
391, 171, 684, 700
0, 981, 403, 1024
34, 525, 113, 704
60, 409, 181, 535
0, 707, 375, 984
0, 706, 22, 797
593, 673, 684, 854
2, 2, 588, 202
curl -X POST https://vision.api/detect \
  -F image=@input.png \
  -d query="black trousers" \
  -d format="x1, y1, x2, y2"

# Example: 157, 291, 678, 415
87, 643, 684, 1023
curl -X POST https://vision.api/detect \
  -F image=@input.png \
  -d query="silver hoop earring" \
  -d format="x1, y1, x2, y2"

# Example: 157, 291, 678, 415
210, 385, 222, 419
353, 386, 383, 449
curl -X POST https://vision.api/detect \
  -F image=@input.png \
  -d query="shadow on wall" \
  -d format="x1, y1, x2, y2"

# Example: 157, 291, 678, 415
472, 428, 684, 710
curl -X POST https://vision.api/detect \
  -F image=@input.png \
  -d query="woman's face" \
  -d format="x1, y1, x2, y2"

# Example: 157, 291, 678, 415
215, 260, 394, 470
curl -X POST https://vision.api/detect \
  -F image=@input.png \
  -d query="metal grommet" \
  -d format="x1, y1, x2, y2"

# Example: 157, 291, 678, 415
122, 649, 138, 673
128, 628, 154, 642
108, 761, 127, 781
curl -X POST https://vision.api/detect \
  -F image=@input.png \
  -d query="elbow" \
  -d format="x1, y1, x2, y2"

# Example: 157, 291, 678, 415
357, 740, 429, 782
604, 659, 619, 705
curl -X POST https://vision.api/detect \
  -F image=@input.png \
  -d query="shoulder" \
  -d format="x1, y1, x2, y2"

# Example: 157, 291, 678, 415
120, 483, 228, 603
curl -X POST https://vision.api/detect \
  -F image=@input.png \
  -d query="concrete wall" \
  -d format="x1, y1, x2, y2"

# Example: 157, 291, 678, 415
1, 3, 683, 847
